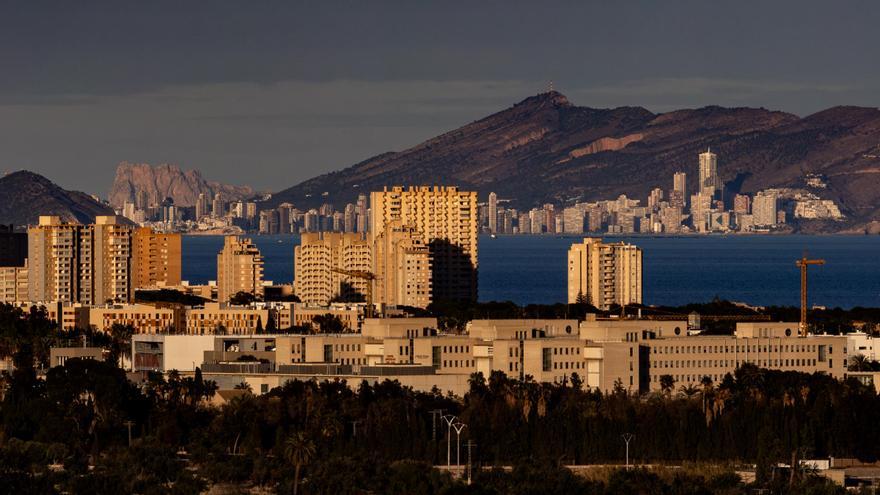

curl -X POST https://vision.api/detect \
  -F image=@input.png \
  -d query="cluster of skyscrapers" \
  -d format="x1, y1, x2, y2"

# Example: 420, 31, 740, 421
294, 186, 478, 309
481, 149, 787, 235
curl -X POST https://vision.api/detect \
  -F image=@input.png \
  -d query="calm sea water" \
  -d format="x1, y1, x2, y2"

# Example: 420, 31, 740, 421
182, 234, 880, 309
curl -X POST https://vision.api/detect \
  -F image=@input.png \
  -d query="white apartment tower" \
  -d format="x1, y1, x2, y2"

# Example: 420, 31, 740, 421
28, 215, 134, 304
217, 236, 264, 302
370, 186, 478, 302
372, 222, 432, 309
294, 232, 372, 306
488, 192, 498, 233
567, 238, 642, 310
698, 149, 720, 200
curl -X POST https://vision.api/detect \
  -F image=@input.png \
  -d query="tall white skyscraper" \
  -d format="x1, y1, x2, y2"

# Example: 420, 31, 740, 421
487, 192, 498, 233
673, 171, 687, 208
698, 149, 719, 200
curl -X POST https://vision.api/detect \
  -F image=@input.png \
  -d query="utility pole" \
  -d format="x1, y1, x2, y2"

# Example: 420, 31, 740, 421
621, 433, 634, 469
795, 257, 825, 336
466, 439, 476, 485
429, 409, 444, 442
350, 420, 361, 438
124, 420, 134, 447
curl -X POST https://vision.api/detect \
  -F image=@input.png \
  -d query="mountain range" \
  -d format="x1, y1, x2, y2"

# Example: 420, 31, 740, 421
109, 162, 254, 208
268, 91, 880, 232
0, 171, 116, 227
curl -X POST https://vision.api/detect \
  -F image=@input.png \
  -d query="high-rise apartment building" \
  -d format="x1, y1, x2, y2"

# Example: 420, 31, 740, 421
753, 192, 778, 227
673, 171, 687, 198
195, 193, 208, 220
217, 236, 264, 302
733, 194, 751, 215
487, 192, 498, 233
562, 207, 585, 234
373, 221, 432, 309
0, 261, 28, 303
529, 209, 543, 234
28, 215, 135, 304
212, 193, 223, 218
370, 186, 478, 302
0, 224, 27, 267
647, 188, 664, 210
132, 228, 181, 289
690, 193, 712, 232
344, 203, 357, 233
294, 232, 372, 306
543, 204, 556, 234
567, 238, 642, 310
356, 194, 368, 233
698, 149, 719, 200
518, 212, 531, 234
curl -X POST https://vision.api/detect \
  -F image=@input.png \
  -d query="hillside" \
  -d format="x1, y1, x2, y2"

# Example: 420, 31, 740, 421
268, 92, 880, 231
0, 171, 116, 227
109, 162, 254, 208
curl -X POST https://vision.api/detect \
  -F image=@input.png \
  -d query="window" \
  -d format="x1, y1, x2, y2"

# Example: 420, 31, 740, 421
542, 348, 552, 372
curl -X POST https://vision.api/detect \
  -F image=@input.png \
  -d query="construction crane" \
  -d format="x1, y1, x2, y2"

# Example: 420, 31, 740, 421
330, 268, 378, 318
795, 257, 825, 336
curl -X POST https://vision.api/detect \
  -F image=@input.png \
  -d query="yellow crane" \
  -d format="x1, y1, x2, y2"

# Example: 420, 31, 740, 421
330, 267, 379, 318
795, 257, 825, 336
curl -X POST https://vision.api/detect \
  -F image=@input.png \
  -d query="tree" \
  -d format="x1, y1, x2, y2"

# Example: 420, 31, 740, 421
849, 354, 870, 371
311, 314, 346, 334
234, 382, 253, 394
284, 431, 316, 495
659, 374, 675, 396
108, 323, 135, 367
229, 291, 257, 306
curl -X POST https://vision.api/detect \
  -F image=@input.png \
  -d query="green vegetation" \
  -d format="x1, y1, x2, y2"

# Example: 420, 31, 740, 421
0, 303, 874, 493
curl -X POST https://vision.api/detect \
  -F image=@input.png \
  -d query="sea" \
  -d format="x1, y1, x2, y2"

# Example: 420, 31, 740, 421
182, 234, 880, 309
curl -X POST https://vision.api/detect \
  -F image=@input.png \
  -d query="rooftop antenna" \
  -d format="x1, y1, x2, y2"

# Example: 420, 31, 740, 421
547, 80, 554, 93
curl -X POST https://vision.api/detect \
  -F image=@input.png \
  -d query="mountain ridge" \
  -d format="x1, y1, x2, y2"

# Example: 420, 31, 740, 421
267, 92, 880, 232
109, 162, 254, 208
0, 171, 117, 227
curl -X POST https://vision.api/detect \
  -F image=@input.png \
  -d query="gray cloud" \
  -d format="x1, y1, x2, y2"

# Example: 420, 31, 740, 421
0, 1, 879, 196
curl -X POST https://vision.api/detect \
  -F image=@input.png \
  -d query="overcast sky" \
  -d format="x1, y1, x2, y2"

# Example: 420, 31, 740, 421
0, 1, 878, 196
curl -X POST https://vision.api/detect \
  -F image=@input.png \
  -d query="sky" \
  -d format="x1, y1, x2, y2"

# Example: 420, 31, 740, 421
0, 1, 878, 197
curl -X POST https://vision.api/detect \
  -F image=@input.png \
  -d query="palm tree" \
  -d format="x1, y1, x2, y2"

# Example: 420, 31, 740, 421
849, 354, 870, 372
659, 374, 675, 396
284, 431, 316, 495
678, 384, 700, 399
234, 381, 253, 393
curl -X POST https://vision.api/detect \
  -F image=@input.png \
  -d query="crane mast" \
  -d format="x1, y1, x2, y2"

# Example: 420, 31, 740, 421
795, 257, 825, 336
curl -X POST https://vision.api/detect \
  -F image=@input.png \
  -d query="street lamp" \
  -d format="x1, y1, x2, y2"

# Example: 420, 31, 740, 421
452, 421, 466, 474
441, 414, 457, 470
621, 433, 634, 469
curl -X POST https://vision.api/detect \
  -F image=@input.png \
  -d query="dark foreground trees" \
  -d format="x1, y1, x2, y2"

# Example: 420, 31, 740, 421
0, 303, 873, 493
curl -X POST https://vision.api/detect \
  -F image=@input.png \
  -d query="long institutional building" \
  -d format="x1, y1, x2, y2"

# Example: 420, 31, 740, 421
128, 317, 856, 397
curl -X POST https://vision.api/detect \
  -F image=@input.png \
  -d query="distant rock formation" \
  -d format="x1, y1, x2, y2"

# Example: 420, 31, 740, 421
267, 91, 880, 232
0, 170, 116, 227
108, 162, 254, 208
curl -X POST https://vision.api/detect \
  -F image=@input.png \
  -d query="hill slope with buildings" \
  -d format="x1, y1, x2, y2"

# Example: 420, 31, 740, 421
269, 92, 880, 232
0, 170, 117, 227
